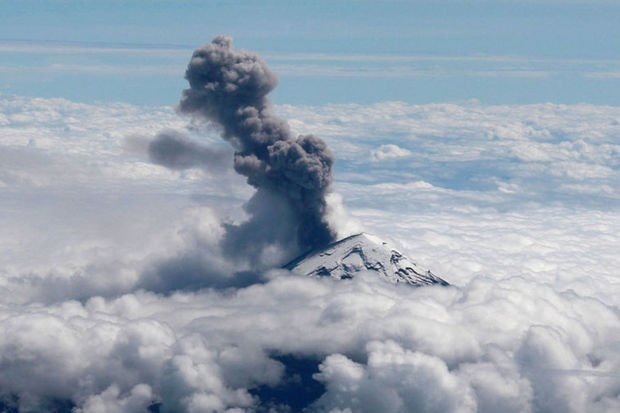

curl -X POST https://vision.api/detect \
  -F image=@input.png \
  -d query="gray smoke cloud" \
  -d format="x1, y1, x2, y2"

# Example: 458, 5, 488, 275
179, 36, 336, 262
148, 129, 228, 171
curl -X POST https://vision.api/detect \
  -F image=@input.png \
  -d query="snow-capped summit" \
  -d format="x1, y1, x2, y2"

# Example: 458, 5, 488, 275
285, 233, 449, 287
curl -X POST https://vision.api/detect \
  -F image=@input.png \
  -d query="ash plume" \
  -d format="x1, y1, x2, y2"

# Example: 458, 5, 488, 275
179, 36, 336, 262
148, 129, 228, 171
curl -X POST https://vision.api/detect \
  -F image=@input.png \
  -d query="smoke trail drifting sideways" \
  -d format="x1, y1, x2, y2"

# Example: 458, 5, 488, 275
179, 36, 336, 262
148, 129, 229, 171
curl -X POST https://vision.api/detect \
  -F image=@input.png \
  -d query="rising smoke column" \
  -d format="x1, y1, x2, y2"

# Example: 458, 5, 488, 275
179, 36, 336, 260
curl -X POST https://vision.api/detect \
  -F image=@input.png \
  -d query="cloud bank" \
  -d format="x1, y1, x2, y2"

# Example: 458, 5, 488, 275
1, 91, 620, 411
1, 273, 619, 412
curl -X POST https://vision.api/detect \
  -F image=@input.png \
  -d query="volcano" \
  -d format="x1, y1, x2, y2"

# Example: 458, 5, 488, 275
285, 233, 449, 287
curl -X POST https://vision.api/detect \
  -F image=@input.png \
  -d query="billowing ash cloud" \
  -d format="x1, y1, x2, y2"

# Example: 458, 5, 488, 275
179, 36, 335, 260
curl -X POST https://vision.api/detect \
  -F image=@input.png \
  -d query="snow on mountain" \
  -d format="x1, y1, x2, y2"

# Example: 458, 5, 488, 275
285, 233, 449, 287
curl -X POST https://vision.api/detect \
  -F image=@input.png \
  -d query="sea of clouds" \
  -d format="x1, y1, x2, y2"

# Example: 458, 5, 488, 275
1, 95, 620, 412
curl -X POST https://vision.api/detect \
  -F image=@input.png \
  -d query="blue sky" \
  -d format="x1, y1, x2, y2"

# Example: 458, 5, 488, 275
1, 0, 620, 105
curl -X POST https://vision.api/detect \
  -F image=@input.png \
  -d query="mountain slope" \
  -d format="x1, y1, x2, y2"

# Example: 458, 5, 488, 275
285, 233, 449, 287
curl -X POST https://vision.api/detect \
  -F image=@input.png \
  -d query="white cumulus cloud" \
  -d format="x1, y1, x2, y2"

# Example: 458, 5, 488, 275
370, 144, 412, 161
1, 95, 620, 412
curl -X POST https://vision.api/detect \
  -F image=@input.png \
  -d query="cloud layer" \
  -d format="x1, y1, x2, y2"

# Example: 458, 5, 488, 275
1, 95, 620, 411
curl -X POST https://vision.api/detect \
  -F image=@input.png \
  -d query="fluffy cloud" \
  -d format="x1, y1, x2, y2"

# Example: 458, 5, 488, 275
1, 95, 620, 411
281, 101, 620, 206
370, 144, 412, 161
0, 273, 619, 412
